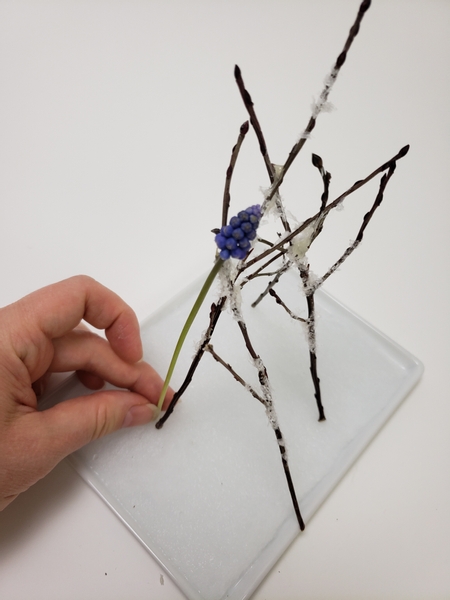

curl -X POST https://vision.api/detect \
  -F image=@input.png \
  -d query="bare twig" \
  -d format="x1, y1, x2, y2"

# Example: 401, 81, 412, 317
156, 297, 226, 429
222, 121, 249, 227
261, 0, 372, 210
205, 344, 265, 404
250, 260, 292, 307
256, 237, 275, 248
241, 249, 287, 285
234, 65, 276, 185
299, 263, 325, 421
234, 64, 291, 232
310, 152, 332, 241
214, 265, 305, 530
208, 317, 305, 531
312, 153, 332, 213
249, 155, 329, 308
311, 159, 400, 292
268, 288, 306, 323
236, 319, 304, 529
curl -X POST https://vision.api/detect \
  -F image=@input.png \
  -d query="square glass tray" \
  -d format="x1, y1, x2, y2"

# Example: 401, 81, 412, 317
41, 269, 423, 600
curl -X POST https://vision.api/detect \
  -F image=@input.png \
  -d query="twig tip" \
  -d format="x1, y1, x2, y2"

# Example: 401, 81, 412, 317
311, 153, 323, 169
399, 144, 410, 157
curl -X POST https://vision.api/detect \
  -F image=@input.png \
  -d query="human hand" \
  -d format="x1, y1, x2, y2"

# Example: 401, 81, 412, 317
0, 275, 172, 510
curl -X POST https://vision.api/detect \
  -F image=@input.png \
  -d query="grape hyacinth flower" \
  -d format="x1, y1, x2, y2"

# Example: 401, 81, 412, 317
215, 204, 262, 261
157, 205, 262, 413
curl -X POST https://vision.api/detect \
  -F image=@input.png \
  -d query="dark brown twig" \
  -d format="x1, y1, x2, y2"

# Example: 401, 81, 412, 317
237, 319, 304, 530
206, 332, 305, 531
250, 260, 292, 307
310, 152, 332, 241
311, 159, 400, 292
256, 237, 275, 248
218, 269, 305, 530
241, 249, 287, 285
299, 263, 325, 421
268, 288, 306, 323
222, 121, 249, 227
234, 64, 291, 232
249, 154, 330, 309
156, 297, 226, 429
312, 153, 332, 213
261, 0, 372, 211
234, 65, 275, 185
205, 344, 265, 404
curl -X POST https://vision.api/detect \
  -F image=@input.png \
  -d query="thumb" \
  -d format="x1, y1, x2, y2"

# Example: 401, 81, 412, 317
36, 390, 158, 461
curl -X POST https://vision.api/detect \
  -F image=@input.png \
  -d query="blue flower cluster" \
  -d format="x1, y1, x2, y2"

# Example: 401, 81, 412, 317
215, 204, 262, 260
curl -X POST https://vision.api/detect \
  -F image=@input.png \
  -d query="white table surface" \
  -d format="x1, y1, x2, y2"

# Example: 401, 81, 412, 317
0, 1, 449, 599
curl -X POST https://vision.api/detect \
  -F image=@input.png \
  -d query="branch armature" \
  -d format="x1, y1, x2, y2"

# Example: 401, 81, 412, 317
155, 0, 410, 534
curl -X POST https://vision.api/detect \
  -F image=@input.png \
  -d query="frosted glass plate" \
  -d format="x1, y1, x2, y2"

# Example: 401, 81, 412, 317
41, 269, 423, 600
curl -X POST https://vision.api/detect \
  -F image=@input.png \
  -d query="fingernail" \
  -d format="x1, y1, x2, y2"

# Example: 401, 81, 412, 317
122, 403, 157, 428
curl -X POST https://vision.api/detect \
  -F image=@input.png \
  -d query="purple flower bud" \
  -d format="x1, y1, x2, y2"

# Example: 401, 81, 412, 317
215, 234, 227, 249
241, 221, 253, 234
225, 237, 237, 251
231, 247, 247, 260
221, 225, 233, 237
238, 237, 250, 250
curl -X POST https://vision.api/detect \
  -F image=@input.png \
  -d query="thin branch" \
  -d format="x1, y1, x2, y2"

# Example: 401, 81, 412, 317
268, 288, 306, 323
236, 319, 305, 530
222, 121, 249, 227
310, 152, 332, 242
246, 267, 287, 280
312, 153, 331, 213
210, 316, 305, 531
241, 249, 288, 286
257, 237, 275, 248
205, 344, 265, 404
214, 268, 305, 531
311, 160, 399, 292
261, 0, 372, 210
299, 263, 325, 421
234, 64, 291, 232
234, 65, 276, 185
250, 260, 291, 308
156, 297, 226, 429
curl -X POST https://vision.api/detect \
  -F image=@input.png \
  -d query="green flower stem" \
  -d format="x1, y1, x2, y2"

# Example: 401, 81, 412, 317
157, 258, 224, 412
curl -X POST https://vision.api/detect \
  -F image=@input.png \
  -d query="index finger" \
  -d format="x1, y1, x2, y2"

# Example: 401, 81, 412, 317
14, 275, 143, 363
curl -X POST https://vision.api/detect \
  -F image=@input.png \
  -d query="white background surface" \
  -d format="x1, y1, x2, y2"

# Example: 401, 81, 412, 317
0, 1, 448, 599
